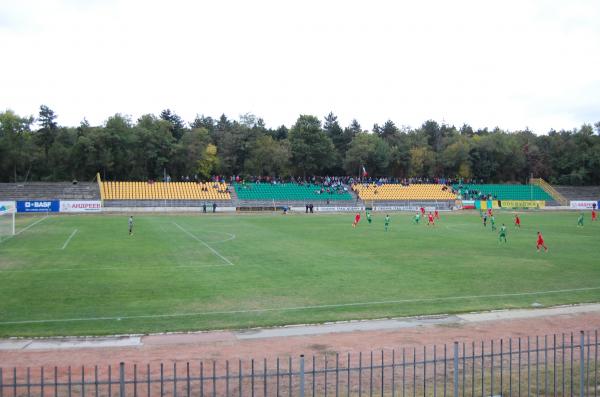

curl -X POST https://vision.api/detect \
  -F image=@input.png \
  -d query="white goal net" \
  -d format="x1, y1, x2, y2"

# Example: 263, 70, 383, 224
0, 209, 16, 240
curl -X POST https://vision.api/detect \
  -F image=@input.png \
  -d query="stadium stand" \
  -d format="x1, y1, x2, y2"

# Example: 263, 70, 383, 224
100, 181, 231, 200
234, 183, 353, 201
452, 184, 552, 201
553, 185, 600, 202
352, 184, 457, 201
0, 182, 100, 200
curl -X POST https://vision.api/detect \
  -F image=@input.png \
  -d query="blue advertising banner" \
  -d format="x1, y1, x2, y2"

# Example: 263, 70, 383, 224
16, 200, 60, 213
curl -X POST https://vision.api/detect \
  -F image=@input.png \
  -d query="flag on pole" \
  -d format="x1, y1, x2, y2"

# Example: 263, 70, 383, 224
362, 165, 368, 177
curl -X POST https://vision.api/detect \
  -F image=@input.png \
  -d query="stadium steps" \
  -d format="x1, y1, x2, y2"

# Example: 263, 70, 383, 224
530, 178, 568, 206
552, 186, 600, 202
228, 185, 240, 206
0, 182, 100, 200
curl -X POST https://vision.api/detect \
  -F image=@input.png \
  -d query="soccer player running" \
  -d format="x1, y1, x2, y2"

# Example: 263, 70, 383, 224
434, 209, 440, 220
352, 212, 361, 228
514, 214, 521, 228
427, 212, 435, 226
384, 214, 391, 231
490, 215, 497, 231
592, 208, 597, 222
366, 210, 372, 224
536, 231, 548, 252
577, 212, 584, 227
128, 216, 134, 236
482, 213, 488, 227
413, 211, 421, 225
498, 223, 507, 243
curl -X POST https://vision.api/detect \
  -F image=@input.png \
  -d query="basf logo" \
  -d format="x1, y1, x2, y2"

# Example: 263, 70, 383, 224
16, 200, 60, 213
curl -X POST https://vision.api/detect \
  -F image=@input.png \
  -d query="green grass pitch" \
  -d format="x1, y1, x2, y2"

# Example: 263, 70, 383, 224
0, 211, 598, 337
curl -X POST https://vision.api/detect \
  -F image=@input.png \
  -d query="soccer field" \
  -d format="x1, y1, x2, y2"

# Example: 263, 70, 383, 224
0, 211, 598, 337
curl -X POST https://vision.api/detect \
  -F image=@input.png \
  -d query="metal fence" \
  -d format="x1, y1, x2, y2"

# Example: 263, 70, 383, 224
1, 330, 598, 396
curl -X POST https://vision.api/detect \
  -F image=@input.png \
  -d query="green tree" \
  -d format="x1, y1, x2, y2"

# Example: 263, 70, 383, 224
190, 114, 215, 134
36, 105, 58, 164
160, 109, 186, 141
0, 110, 36, 182
171, 127, 211, 180
288, 115, 335, 177
409, 146, 435, 177
244, 135, 291, 176
343, 133, 390, 177
197, 144, 219, 180
323, 112, 345, 173
439, 138, 471, 178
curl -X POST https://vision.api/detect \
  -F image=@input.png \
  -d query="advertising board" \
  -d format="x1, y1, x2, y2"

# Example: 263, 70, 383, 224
16, 200, 60, 213
60, 200, 102, 213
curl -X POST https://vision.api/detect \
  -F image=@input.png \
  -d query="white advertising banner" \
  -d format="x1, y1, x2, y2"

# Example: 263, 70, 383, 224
0, 201, 16, 214
373, 205, 417, 211
570, 201, 597, 209
316, 206, 365, 212
60, 200, 102, 213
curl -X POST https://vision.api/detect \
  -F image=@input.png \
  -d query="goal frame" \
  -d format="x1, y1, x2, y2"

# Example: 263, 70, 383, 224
0, 210, 16, 237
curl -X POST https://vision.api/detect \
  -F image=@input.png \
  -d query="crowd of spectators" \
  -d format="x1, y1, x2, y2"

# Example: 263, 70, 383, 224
153, 174, 484, 191
453, 185, 497, 200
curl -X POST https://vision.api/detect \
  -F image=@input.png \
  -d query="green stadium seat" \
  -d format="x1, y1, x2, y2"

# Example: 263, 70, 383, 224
451, 184, 552, 201
234, 183, 353, 201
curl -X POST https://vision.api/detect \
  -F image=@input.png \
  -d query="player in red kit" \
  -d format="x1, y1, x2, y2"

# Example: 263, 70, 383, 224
352, 212, 361, 228
434, 209, 440, 219
420, 207, 425, 216
592, 209, 597, 222
427, 212, 435, 226
536, 231, 548, 252
514, 214, 521, 228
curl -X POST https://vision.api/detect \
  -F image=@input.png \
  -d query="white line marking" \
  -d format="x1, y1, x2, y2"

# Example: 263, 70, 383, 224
1, 286, 598, 325
211, 232, 236, 244
61, 229, 78, 250
0, 264, 232, 273
173, 222, 234, 266
0, 215, 49, 244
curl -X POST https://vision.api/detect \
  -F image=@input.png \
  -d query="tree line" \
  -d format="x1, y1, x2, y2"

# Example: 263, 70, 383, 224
1, 106, 600, 185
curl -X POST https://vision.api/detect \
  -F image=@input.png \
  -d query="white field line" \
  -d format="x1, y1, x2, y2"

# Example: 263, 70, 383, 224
211, 232, 236, 244
0, 215, 48, 244
173, 222, 234, 266
0, 286, 598, 325
60, 229, 78, 250
0, 264, 233, 273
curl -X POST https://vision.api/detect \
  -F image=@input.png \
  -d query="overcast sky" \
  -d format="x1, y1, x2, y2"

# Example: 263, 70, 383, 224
1, 0, 599, 133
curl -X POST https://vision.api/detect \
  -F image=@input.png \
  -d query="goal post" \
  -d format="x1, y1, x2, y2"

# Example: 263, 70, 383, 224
0, 209, 16, 239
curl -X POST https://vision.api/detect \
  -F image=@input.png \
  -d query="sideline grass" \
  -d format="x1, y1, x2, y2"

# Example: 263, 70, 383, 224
0, 211, 598, 337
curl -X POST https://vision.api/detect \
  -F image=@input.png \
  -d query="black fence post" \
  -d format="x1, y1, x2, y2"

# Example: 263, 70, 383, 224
453, 342, 459, 397
119, 363, 125, 397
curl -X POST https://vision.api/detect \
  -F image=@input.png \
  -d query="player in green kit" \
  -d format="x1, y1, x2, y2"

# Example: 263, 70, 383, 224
577, 212, 584, 227
413, 211, 420, 224
384, 214, 391, 231
366, 210, 372, 224
498, 224, 507, 243
490, 215, 496, 231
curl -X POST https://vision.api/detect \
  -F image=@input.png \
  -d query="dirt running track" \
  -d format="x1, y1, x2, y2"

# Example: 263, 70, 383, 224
1, 305, 600, 369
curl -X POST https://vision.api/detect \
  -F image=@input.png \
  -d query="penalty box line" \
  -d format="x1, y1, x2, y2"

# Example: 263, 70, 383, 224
0, 214, 49, 245
173, 222, 234, 266
1, 286, 599, 325
61, 229, 78, 250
